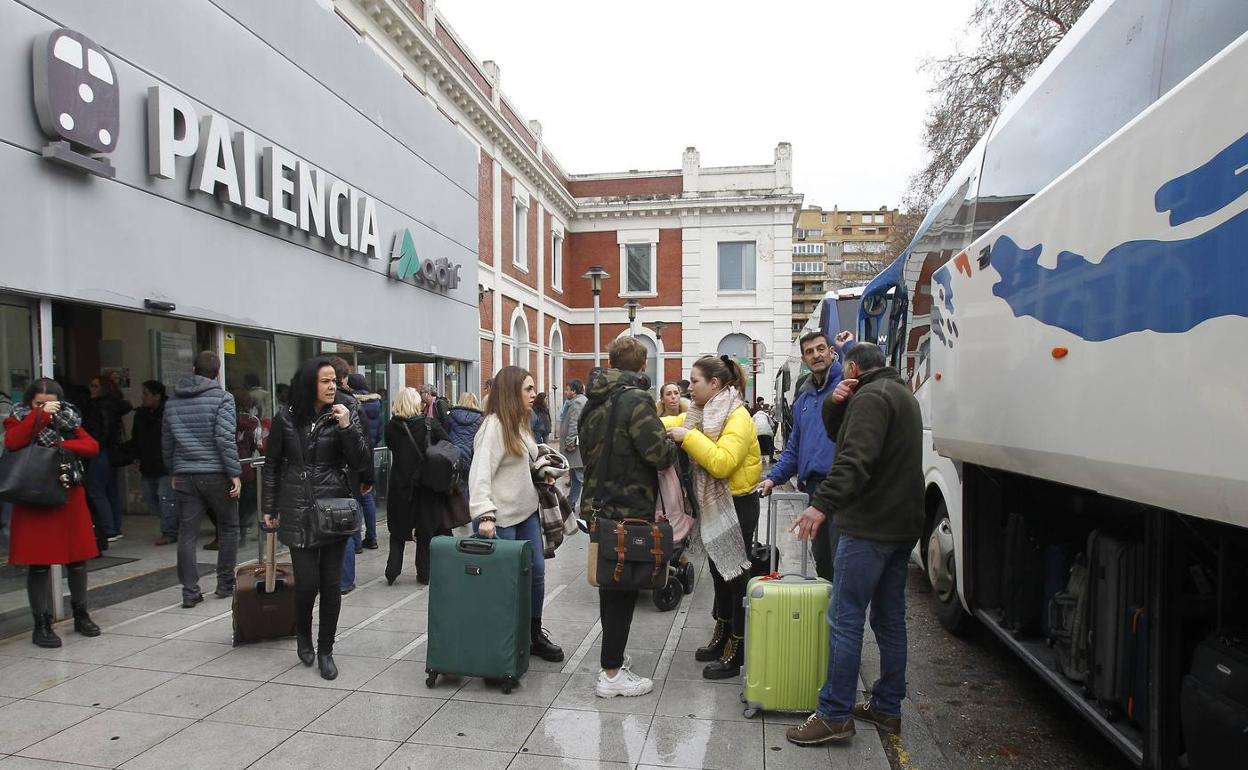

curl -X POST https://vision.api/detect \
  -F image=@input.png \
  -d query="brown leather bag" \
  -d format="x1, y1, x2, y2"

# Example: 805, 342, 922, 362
231, 528, 297, 645
591, 517, 673, 591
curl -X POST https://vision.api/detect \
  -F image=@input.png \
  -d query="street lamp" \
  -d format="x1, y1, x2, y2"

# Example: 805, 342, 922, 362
623, 298, 642, 338
581, 266, 610, 367
648, 320, 668, 341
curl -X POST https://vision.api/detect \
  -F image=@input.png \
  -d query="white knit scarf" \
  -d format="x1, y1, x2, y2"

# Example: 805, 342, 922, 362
684, 386, 751, 581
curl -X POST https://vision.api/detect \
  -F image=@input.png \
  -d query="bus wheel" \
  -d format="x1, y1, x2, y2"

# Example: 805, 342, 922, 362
926, 503, 974, 636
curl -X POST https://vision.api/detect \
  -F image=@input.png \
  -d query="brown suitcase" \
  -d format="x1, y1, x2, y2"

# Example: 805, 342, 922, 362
231, 527, 296, 646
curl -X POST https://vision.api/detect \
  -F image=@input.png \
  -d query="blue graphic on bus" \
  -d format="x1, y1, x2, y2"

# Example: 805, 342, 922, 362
986, 132, 1248, 341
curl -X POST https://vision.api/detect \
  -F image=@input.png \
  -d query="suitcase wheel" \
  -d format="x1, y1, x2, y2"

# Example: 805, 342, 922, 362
653, 580, 683, 612
425, 669, 438, 689
743, 706, 760, 719
502, 676, 517, 695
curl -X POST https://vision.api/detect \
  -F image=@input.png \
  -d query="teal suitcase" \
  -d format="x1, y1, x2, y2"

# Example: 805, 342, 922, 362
742, 492, 832, 718
425, 535, 531, 693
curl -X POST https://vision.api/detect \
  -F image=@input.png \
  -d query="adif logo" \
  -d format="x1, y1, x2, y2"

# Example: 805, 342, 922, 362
389, 229, 463, 292
33, 28, 119, 178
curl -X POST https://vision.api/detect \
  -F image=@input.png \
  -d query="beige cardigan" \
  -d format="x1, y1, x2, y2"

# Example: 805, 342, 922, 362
467, 415, 539, 528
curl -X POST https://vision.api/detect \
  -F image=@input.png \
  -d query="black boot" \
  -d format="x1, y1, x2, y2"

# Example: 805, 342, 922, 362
72, 603, 100, 637
317, 651, 338, 680
296, 634, 315, 666
530, 619, 564, 662
695, 618, 730, 662
32, 612, 62, 648
703, 634, 744, 679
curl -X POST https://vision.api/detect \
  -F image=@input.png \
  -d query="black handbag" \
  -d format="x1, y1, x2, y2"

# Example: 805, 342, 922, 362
295, 415, 360, 541
593, 516, 674, 591
0, 443, 71, 507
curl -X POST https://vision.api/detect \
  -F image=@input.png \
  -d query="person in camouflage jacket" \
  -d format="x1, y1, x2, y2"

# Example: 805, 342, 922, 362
578, 337, 678, 700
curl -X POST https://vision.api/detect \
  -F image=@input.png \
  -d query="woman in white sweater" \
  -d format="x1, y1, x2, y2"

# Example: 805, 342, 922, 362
467, 365, 564, 662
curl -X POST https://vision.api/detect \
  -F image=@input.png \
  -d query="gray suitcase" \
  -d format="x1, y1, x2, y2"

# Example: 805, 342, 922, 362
1087, 530, 1146, 707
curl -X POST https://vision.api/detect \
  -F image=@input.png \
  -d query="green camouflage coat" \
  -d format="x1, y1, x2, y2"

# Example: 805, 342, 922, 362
578, 368, 677, 522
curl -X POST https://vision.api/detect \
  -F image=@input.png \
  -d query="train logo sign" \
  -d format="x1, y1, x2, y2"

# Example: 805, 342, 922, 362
32, 28, 119, 178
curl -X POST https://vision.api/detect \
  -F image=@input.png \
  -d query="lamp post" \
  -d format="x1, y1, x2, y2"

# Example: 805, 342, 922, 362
648, 320, 668, 342
623, 298, 642, 338
581, 266, 610, 368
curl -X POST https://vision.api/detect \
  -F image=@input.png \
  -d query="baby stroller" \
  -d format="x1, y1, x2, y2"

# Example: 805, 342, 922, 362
652, 537, 695, 611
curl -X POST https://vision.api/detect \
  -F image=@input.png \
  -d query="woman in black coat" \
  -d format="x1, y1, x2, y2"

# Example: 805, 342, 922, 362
384, 387, 451, 586
263, 358, 369, 681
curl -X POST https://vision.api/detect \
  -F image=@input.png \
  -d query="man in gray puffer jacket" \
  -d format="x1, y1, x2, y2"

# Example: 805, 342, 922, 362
162, 351, 242, 607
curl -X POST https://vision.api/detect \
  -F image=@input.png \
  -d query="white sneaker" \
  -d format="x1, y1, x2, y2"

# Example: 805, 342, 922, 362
595, 663, 653, 698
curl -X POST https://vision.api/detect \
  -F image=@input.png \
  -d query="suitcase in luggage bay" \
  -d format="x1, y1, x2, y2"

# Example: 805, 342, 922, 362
1087, 530, 1146, 709
232, 528, 297, 646
743, 491, 831, 718
425, 535, 531, 693
1181, 635, 1248, 770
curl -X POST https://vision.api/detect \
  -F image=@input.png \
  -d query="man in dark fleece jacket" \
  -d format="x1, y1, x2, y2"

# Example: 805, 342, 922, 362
162, 351, 242, 608
785, 342, 923, 748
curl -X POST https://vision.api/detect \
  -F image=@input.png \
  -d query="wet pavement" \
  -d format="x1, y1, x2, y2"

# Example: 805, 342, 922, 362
0, 496, 902, 769
892, 565, 1136, 770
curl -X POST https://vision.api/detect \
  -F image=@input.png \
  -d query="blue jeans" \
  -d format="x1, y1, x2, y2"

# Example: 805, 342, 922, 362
475, 512, 545, 620
567, 467, 584, 511
341, 530, 358, 590
141, 475, 176, 538
817, 534, 916, 721
360, 490, 377, 542
86, 453, 124, 536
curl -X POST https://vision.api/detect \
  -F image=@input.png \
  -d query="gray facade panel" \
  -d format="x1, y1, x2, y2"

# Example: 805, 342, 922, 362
1, 0, 479, 362
0, 142, 478, 362
16, 0, 479, 248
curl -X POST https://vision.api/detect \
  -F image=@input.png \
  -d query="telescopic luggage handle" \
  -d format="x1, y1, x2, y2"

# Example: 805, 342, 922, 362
765, 491, 812, 578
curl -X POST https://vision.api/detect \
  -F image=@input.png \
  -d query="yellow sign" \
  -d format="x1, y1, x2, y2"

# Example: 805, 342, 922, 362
224, 332, 236, 355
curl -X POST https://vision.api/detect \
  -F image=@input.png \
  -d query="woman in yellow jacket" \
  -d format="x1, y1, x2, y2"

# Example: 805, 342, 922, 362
667, 354, 761, 679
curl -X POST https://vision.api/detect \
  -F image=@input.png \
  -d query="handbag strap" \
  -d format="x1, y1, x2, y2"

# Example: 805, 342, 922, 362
588, 388, 630, 496
399, 421, 426, 462
291, 412, 333, 505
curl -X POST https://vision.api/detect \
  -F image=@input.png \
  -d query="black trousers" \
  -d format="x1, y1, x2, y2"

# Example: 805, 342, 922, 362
386, 516, 446, 582
600, 587, 639, 670
801, 474, 838, 583
708, 493, 760, 636
290, 539, 348, 652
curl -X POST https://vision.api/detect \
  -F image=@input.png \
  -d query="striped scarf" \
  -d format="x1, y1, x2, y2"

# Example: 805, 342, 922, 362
684, 387, 751, 580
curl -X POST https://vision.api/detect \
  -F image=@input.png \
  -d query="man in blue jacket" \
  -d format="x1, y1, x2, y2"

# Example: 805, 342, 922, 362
758, 329, 853, 581
163, 351, 241, 608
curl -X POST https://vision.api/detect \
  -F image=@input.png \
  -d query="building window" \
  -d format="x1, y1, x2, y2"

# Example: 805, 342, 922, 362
874, 214, 885, 224
820, 213, 828, 224
512, 199, 528, 269
551, 234, 563, 291
510, 313, 528, 366
718, 241, 757, 291
844, 215, 852, 224
841, 227, 852, 235
620, 242, 655, 295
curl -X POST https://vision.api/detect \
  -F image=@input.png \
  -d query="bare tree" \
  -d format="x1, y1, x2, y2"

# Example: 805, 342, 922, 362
908, 0, 1093, 208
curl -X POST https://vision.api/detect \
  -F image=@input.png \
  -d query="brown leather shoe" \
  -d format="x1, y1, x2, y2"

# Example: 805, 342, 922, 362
852, 700, 901, 735
785, 713, 855, 746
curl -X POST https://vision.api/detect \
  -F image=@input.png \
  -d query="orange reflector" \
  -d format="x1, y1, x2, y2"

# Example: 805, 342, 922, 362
934, 372, 943, 381
1052, 347, 1069, 359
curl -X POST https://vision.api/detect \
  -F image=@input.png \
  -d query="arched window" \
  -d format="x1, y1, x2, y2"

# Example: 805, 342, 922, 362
717, 333, 762, 394
510, 313, 528, 368
638, 335, 658, 393
549, 327, 564, 406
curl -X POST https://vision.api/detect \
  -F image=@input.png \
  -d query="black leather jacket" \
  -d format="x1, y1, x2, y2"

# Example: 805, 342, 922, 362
263, 406, 370, 549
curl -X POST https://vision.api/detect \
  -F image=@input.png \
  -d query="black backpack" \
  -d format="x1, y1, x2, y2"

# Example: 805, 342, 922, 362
402, 419, 461, 493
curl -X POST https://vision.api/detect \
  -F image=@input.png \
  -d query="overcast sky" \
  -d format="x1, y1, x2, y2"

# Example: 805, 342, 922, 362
437, 0, 978, 210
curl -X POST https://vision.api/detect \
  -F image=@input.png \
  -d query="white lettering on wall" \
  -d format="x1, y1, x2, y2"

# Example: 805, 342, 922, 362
233, 129, 269, 216
296, 160, 326, 238
189, 114, 240, 204
264, 145, 298, 227
147, 86, 198, 180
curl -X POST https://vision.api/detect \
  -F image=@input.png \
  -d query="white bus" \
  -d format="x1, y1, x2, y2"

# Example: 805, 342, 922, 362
861, 2, 1248, 767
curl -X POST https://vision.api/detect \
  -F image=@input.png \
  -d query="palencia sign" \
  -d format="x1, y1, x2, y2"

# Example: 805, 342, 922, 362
147, 85, 381, 258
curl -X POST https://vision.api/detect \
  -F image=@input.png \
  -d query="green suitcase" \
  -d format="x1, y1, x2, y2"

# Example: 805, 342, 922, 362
742, 492, 832, 718
425, 535, 531, 693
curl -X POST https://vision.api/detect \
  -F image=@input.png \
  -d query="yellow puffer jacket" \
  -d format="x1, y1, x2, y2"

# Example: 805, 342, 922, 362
665, 406, 761, 497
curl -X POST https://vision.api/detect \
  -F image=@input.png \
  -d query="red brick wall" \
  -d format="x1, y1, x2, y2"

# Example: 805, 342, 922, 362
656, 228, 682, 306
500, 296, 519, 359
503, 101, 538, 152
434, 21, 492, 99
542, 150, 569, 191
406, 0, 425, 18
564, 231, 618, 308
567, 175, 682, 198
500, 173, 513, 271
404, 364, 426, 390
664, 359, 684, 384
480, 338, 494, 385
566, 322, 629, 359
479, 290, 493, 331
479, 150, 494, 267
564, 359, 595, 386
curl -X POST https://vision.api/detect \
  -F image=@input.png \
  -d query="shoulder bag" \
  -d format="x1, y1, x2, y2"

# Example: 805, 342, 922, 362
0, 442, 71, 507
294, 414, 359, 541
416, 418, 461, 493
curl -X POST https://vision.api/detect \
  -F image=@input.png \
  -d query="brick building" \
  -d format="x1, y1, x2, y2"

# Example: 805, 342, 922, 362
338, 0, 801, 409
